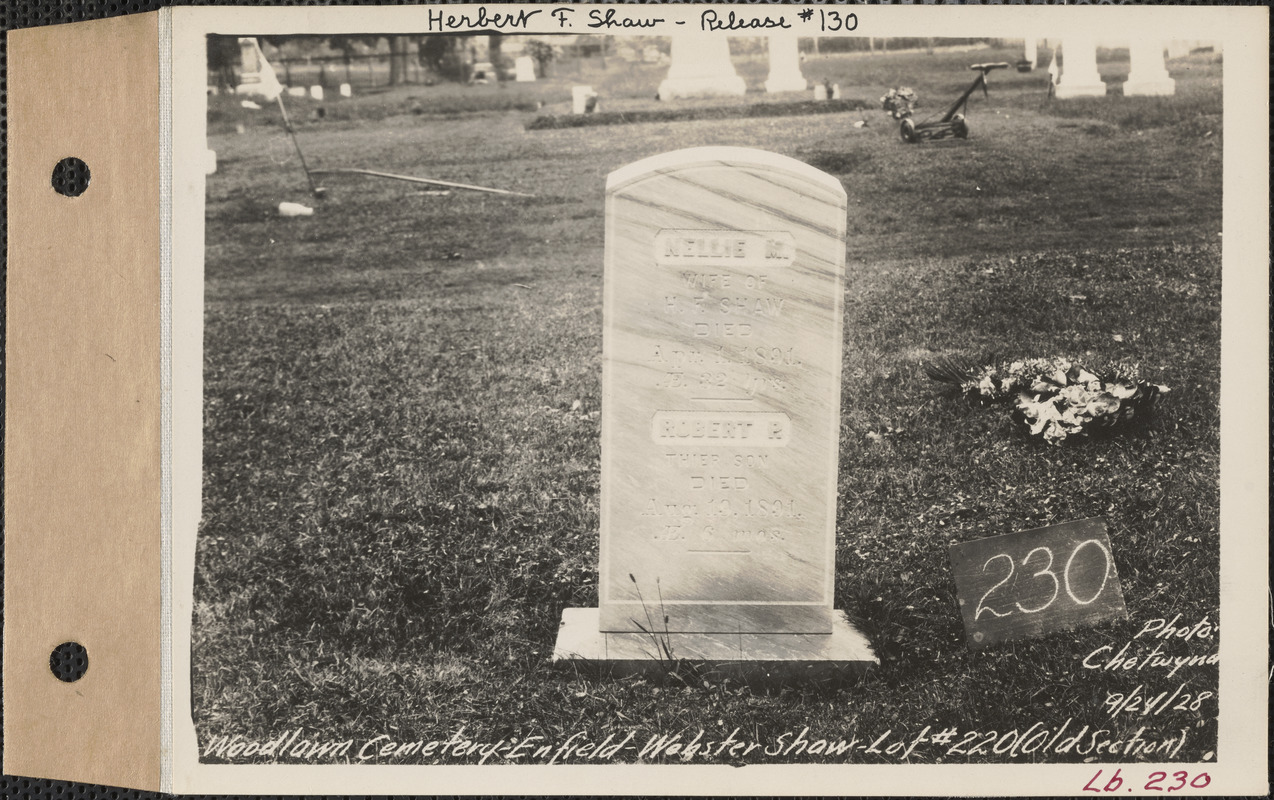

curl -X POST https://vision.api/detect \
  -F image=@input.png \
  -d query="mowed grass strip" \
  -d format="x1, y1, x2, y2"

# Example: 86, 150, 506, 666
195, 46, 1221, 763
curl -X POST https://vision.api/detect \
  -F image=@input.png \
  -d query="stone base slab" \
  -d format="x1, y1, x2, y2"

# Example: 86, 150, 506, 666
657, 74, 747, 100
765, 74, 809, 93
1122, 79, 1176, 97
599, 601, 832, 634
552, 607, 877, 685
1055, 82, 1108, 99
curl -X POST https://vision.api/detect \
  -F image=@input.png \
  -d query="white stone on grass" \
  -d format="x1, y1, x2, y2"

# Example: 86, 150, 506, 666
657, 35, 746, 100
514, 55, 536, 82
1123, 40, 1176, 97
554, 147, 877, 679
1055, 38, 1107, 98
764, 34, 807, 94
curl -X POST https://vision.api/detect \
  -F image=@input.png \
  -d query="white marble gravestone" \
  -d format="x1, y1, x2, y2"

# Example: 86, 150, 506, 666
1122, 40, 1175, 97
765, 34, 808, 93
234, 37, 283, 101
1055, 38, 1106, 98
554, 148, 876, 679
657, 35, 746, 100
514, 55, 536, 83
571, 85, 597, 114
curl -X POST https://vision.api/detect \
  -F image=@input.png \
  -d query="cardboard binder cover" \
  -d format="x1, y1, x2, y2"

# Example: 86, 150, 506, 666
4, 12, 163, 791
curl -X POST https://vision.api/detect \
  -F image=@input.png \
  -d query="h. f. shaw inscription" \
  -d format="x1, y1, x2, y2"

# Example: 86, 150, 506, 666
598, 147, 847, 635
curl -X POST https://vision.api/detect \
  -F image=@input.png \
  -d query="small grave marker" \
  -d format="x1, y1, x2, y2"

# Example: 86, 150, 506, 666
571, 85, 597, 114
949, 518, 1128, 649
514, 55, 536, 83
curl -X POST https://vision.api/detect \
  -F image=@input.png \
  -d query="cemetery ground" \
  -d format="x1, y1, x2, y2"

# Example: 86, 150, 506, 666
195, 46, 1221, 764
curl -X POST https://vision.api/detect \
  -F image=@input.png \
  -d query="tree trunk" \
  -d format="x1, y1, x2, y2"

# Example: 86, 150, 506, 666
488, 34, 503, 81
389, 36, 409, 85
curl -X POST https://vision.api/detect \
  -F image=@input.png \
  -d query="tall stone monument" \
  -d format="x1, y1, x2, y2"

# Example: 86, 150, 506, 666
554, 148, 876, 680
234, 37, 283, 101
1055, 38, 1107, 98
765, 34, 808, 93
657, 35, 746, 100
1122, 40, 1175, 97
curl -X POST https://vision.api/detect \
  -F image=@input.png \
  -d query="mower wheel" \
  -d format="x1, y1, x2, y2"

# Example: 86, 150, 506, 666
900, 118, 918, 144
952, 114, 969, 139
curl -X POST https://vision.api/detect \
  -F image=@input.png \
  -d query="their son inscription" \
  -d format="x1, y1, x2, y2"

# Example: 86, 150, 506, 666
599, 148, 847, 634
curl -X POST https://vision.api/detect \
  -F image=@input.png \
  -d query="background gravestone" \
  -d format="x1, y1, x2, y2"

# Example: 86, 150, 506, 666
556, 148, 875, 675
657, 35, 746, 100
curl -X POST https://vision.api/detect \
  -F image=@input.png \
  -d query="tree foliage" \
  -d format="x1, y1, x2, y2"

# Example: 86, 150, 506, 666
207, 35, 242, 92
419, 35, 472, 82
525, 40, 556, 78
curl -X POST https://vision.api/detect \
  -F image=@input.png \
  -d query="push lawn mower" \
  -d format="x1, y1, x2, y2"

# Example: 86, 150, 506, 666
899, 62, 1009, 144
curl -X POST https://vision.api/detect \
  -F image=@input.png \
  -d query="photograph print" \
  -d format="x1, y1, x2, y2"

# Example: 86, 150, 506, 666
190, 21, 1229, 778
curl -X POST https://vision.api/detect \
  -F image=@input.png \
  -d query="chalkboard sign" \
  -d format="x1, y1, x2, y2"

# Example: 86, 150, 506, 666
949, 518, 1128, 649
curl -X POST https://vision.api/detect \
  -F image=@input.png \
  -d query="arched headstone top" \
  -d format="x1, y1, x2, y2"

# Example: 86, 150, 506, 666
607, 147, 846, 202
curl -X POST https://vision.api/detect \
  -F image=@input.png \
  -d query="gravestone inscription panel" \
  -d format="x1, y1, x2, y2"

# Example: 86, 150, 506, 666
599, 148, 847, 634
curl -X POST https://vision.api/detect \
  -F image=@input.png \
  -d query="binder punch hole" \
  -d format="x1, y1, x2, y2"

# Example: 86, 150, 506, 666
51, 157, 91, 197
49, 642, 89, 682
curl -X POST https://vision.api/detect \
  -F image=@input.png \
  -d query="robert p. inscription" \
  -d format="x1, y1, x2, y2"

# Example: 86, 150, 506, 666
599, 148, 846, 634
651, 411, 790, 446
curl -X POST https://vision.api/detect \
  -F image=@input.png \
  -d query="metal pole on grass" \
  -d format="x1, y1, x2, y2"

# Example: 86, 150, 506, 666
308, 167, 535, 198
274, 94, 323, 197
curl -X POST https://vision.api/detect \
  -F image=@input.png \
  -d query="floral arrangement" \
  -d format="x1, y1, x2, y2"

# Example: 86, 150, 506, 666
880, 87, 918, 119
925, 356, 1170, 445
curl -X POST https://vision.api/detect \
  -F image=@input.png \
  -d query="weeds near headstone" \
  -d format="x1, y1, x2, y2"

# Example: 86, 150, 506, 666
628, 574, 675, 663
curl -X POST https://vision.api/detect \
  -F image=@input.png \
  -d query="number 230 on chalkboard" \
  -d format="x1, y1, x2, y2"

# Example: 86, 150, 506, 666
949, 518, 1128, 649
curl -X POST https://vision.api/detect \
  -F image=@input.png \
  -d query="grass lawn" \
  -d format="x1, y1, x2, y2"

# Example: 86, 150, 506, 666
194, 44, 1222, 765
